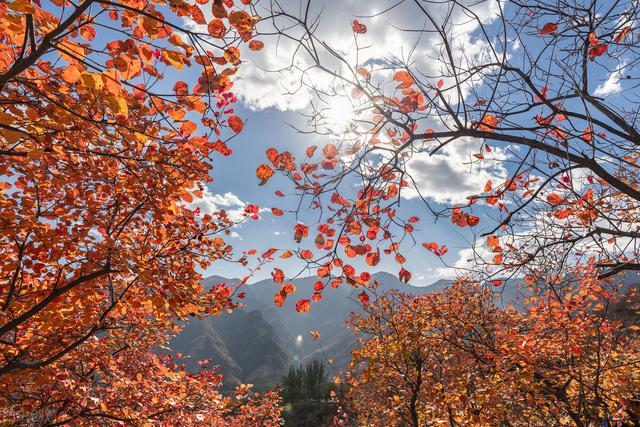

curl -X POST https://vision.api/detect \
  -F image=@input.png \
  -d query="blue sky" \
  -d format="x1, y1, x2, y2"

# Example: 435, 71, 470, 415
199, 102, 478, 284
187, 0, 628, 283
192, 0, 501, 284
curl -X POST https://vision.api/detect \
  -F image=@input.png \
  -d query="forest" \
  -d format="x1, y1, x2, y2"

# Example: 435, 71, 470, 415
1, 0, 640, 425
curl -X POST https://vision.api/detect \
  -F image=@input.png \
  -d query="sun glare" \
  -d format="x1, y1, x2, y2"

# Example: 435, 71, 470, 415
325, 97, 356, 131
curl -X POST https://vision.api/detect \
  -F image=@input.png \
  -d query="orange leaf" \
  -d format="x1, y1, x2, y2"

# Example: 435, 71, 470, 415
280, 250, 294, 259
207, 19, 226, 38
61, 65, 82, 83
365, 251, 380, 267
393, 70, 414, 88
477, 114, 498, 132
274, 289, 287, 307
306, 145, 317, 157
554, 209, 573, 219
614, 26, 631, 43
282, 283, 296, 295
256, 164, 274, 185
228, 116, 244, 133
248, 40, 264, 51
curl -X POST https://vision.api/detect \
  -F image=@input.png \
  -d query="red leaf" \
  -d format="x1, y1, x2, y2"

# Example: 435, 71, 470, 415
306, 145, 317, 157
248, 40, 264, 51
539, 22, 557, 35
358, 291, 370, 306
467, 215, 480, 226
588, 43, 608, 60
352, 19, 367, 34
262, 248, 277, 258
295, 299, 311, 312
399, 268, 411, 283
271, 268, 285, 283
423, 241, 439, 252
547, 193, 563, 205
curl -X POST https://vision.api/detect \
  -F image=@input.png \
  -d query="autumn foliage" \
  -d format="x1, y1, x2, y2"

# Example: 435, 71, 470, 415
3, 0, 640, 424
0, 0, 281, 423
347, 269, 640, 426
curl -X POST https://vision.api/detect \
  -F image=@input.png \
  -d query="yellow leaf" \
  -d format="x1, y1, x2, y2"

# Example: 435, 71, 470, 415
80, 72, 103, 90
163, 50, 185, 70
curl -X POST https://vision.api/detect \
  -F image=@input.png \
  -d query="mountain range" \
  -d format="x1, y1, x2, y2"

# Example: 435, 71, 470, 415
167, 272, 528, 390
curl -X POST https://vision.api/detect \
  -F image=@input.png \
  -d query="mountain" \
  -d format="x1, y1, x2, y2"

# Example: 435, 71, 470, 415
169, 271, 630, 390
168, 272, 440, 389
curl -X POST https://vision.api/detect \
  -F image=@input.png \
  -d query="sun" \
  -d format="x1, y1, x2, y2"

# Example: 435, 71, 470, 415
324, 96, 356, 131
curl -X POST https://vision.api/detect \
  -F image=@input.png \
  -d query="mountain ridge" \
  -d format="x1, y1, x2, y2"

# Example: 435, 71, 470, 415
168, 271, 548, 389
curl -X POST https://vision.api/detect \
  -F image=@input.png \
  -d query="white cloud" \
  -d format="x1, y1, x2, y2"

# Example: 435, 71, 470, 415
186, 188, 247, 222
402, 137, 508, 203
233, 0, 501, 112
594, 60, 628, 97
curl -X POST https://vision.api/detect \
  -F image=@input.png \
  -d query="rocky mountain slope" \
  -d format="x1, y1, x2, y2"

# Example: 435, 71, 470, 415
167, 272, 548, 389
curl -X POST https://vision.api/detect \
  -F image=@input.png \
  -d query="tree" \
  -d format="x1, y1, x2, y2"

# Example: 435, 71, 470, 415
254, 0, 640, 301
4, 346, 282, 425
347, 270, 640, 426
279, 360, 345, 427
0, 0, 280, 423
251, 2, 640, 424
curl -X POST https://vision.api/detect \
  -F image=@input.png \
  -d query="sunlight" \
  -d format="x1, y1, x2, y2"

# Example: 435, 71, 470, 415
324, 96, 355, 131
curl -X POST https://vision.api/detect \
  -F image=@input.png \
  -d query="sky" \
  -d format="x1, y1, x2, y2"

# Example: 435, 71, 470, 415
188, 0, 628, 284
